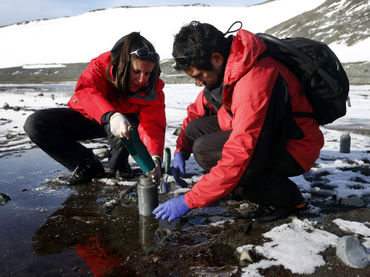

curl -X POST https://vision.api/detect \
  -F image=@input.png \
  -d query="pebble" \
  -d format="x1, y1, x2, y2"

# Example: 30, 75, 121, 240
0, 193, 11, 205
5, 133, 16, 139
240, 250, 254, 263
336, 236, 370, 268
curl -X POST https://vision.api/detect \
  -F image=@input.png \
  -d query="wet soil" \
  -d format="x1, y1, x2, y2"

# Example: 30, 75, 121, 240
1, 148, 370, 276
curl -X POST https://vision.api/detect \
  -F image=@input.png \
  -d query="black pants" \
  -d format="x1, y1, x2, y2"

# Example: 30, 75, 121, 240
24, 108, 137, 171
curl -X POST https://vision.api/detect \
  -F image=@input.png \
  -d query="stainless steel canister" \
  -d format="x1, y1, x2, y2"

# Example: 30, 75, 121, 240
137, 174, 158, 216
340, 132, 351, 153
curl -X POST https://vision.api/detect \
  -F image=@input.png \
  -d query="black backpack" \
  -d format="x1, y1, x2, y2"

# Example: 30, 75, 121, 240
256, 33, 350, 125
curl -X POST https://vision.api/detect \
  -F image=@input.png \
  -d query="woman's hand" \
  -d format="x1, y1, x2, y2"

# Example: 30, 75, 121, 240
110, 112, 131, 138
152, 156, 162, 183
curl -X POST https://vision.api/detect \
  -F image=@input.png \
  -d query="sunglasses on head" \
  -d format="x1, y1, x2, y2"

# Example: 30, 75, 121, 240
174, 55, 193, 69
130, 48, 160, 62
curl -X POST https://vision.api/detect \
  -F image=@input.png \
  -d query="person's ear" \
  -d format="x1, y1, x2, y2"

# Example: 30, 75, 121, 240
210, 53, 224, 68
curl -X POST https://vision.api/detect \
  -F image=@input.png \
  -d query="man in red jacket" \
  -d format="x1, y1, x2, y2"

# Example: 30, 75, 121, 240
153, 21, 324, 222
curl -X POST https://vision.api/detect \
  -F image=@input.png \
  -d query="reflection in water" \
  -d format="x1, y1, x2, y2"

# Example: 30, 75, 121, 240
139, 215, 159, 251
32, 184, 167, 276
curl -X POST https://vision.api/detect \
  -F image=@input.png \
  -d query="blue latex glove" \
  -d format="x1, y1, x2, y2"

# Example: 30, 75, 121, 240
153, 195, 191, 222
171, 152, 188, 187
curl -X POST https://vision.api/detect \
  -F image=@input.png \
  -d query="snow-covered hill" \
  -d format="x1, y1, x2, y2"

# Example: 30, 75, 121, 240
0, 0, 347, 68
266, 0, 370, 63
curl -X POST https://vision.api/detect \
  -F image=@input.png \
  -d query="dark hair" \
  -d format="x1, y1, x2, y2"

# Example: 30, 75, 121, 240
106, 32, 161, 98
172, 21, 232, 71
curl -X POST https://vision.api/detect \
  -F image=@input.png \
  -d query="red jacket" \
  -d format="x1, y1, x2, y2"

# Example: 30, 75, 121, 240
68, 52, 166, 158
180, 30, 324, 209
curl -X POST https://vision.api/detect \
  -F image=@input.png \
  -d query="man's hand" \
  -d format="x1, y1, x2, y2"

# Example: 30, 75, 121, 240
153, 195, 190, 222
110, 112, 131, 138
171, 152, 187, 187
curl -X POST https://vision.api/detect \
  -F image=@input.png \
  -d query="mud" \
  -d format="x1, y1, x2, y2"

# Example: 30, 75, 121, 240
1, 148, 369, 276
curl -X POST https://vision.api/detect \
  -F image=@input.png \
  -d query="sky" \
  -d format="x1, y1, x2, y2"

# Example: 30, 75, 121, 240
0, 0, 267, 27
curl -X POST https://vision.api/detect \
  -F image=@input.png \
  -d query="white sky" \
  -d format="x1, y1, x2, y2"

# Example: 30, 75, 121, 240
0, 0, 267, 27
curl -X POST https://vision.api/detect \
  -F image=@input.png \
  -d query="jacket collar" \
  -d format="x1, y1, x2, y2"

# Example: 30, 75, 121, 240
223, 29, 267, 87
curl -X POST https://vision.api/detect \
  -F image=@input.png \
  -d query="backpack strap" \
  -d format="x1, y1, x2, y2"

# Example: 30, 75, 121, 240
258, 49, 316, 120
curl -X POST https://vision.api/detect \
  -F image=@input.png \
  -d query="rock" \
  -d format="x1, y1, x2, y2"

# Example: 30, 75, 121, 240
3, 102, 10, 109
5, 133, 16, 139
173, 127, 181, 136
240, 250, 254, 263
239, 247, 262, 263
12, 106, 20, 111
336, 236, 370, 268
0, 193, 11, 205
341, 195, 366, 207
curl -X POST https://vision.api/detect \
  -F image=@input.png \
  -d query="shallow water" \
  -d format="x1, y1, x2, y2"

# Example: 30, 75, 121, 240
0, 149, 175, 276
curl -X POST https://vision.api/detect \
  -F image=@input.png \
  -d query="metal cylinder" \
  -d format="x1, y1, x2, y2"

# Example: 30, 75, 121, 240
137, 175, 158, 216
159, 148, 171, 194
163, 148, 171, 173
340, 132, 351, 153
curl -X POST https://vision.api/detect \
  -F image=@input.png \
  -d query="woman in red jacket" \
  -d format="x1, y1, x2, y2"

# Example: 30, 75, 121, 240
153, 21, 324, 223
24, 32, 166, 185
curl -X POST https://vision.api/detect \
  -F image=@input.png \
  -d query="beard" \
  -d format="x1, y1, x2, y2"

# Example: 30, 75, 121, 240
205, 63, 225, 90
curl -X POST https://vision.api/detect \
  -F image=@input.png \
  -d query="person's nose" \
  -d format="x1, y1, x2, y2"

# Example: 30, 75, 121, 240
138, 73, 147, 84
195, 79, 203, 86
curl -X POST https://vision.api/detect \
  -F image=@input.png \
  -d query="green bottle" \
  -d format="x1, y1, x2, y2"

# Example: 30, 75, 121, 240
121, 127, 155, 173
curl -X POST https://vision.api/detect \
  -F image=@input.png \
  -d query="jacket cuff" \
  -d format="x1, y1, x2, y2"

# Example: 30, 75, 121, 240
101, 111, 117, 125
151, 155, 162, 163
176, 148, 191, 160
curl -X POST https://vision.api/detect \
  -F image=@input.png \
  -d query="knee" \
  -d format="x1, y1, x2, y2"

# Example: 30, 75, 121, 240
24, 112, 37, 138
184, 118, 202, 142
23, 110, 47, 142
184, 120, 196, 140
192, 136, 205, 158
192, 136, 214, 171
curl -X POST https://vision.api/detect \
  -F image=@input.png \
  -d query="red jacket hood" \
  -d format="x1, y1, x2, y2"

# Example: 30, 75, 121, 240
224, 30, 267, 87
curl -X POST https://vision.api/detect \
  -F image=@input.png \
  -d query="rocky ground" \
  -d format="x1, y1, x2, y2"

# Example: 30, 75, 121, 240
28, 151, 369, 277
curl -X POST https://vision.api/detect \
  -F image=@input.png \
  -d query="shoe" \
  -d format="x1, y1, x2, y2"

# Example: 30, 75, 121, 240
68, 156, 105, 185
250, 202, 308, 223
115, 162, 133, 180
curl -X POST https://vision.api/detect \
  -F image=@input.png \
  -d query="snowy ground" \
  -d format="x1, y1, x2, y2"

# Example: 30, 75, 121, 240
0, 83, 370, 275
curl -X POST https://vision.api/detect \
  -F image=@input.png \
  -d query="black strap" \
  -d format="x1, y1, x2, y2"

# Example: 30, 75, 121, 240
223, 21, 243, 36
290, 112, 315, 119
